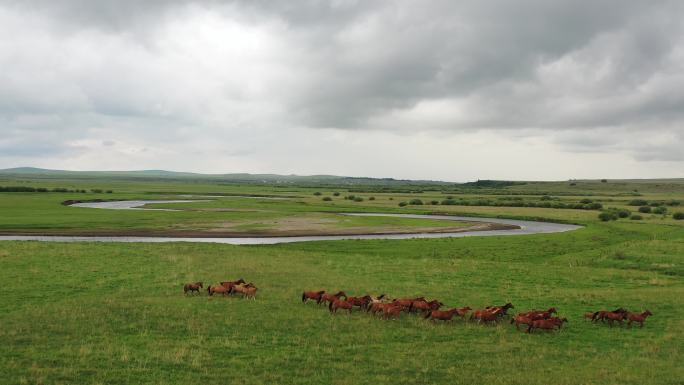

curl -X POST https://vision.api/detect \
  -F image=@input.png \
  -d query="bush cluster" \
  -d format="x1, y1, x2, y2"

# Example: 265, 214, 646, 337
638, 206, 652, 213
673, 212, 684, 220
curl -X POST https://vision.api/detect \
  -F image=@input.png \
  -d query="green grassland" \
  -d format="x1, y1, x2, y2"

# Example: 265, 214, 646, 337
1, 176, 684, 384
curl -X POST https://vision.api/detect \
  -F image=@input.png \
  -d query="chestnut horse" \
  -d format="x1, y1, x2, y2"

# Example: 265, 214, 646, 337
220, 278, 246, 293
321, 291, 347, 305
302, 290, 326, 304
329, 298, 353, 314
527, 317, 567, 333
347, 295, 373, 310
424, 306, 470, 321
391, 297, 425, 312
183, 282, 203, 295
592, 307, 628, 322
410, 299, 444, 314
627, 310, 653, 328
510, 314, 535, 330
471, 308, 503, 324
519, 307, 557, 320
232, 283, 257, 299
486, 303, 514, 318
207, 284, 231, 296
382, 304, 404, 319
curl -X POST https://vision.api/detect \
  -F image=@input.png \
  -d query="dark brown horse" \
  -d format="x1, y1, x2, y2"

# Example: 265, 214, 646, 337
183, 282, 203, 295
527, 317, 567, 333
220, 278, 246, 294
424, 306, 470, 321
627, 310, 653, 328
302, 290, 326, 304
592, 307, 628, 322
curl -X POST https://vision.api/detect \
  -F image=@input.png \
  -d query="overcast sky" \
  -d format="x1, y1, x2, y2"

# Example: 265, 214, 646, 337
1, 1, 683, 181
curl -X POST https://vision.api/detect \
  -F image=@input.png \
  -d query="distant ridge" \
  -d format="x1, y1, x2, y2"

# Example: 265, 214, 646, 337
0, 167, 456, 186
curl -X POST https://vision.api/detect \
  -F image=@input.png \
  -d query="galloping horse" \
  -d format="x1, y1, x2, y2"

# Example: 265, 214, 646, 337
627, 310, 653, 328
183, 282, 203, 295
410, 299, 444, 315
510, 314, 535, 330
519, 307, 557, 320
424, 306, 470, 321
485, 303, 514, 318
232, 283, 258, 299
321, 291, 347, 305
302, 290, 326, 304
391, 297, 425, 312
329, 297, 353, 314
347, 295, 373, 310
207, 284, 231, 296
592, 308, 628, 323
382, 304, 404, 320
527, 317, 567, 333
471, 308, 503, 325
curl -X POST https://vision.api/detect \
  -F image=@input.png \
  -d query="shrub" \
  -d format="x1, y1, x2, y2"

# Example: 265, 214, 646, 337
672, 212, 684, 220
333, 192, 340, 196
105, 190, 113, 194
653, 206, 667, 214
649, 201, 662, 207
580, 198, 593, 204
630, 215, 643, 220
441, 199, 457, 205
446, 196, 453, 199
586, 202, 603, 210
430, 200, 439, 205
617, 209, 631, 218
409, 199, 423, 205
322, 197, 332, 201
353, 197, 363, 202
388, 197, 393, 201
90, 189, 103, 193
346, 195, 355, 200
398, 201, 408, 207
369, 197, 375, 201
601, 179, 607, 183
313, 192, 322, 196
598, 212, 617, 221
541, 195, 552, 201
638, 206, 652, 213
629, 199, 648, 206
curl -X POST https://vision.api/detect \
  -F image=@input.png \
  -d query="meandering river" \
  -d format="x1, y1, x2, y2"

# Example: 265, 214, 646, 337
0, 200, 581, 244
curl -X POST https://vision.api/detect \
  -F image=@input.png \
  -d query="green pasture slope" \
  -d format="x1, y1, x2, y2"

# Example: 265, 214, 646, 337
1, 174, 684, 385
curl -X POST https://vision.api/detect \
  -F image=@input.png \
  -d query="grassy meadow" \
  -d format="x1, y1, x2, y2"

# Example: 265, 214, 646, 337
1, 175, 683, 384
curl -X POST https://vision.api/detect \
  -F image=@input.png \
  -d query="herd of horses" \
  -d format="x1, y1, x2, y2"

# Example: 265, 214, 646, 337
183, 278, 258, 299
302, 290, 653, 332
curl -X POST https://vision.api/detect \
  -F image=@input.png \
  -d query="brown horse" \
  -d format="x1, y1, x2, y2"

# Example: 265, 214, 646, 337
321, 291, 347, 305
527, 317, 568, 333
583, 312, 596, 321
329, 298, 353, 314
627, 310, 653, 328
519, 307, 557, 321
410, 299, 444, 314
382, 304, 404, 320
391, 297, 425, 312
424, 306, 470, 321
220, 278, 246, 294
510, 314, 535, 330
486, 302, 514, 318
368, 302, 392, 315
347, 295, 373, 310
183, 282, 203, 295
302, 290, 326, 304
232, 283, 257, 298
471, 308, 503, 325
592, 307, 628, 322
207, 284, 231, 296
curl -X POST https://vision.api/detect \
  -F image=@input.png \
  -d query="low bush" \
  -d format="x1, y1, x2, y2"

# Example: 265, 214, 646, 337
322, 197, 332, 201
638, 206, 652, 213
598, 212, 618, 221
430, 200, 439, 205
409, 199, 423, 205
630, 215, 643, 220
353, 197, 364, 202
629, 199, 648, 206
653, 206, 667, 214
333, 192, 340, 196
441, 199, 457, 205
369, 197, 375, 201
398, 201, 408, 207
313, 192, 322, 196
617, 209, 631, 218
580, 198, 593, 204
673, 212, 684, 220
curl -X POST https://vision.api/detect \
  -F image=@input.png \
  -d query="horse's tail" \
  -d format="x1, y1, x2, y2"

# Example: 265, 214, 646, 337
423, 311, 432, 320
301, 292, 306, 303
510, 317, 515, 324
408, 302, 413, 313
591, 311, 600, 321
207, 286, 212, 296
328, 300, 334, 313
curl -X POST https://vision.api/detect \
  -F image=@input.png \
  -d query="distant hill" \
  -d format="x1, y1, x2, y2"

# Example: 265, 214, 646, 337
0, 167, 457, 187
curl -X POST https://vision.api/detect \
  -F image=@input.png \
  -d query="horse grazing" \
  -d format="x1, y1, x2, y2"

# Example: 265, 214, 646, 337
329, 298, 353, 314
527, 317, 568, 333
321, 291, 347, 305
425, 306, 470, 322
486, 303, 514, 318
302, 290, 326, 304
410, 299, 444, 315
183, 282, 203, 295
207, 284, 231, 296
627, 310, 653, 328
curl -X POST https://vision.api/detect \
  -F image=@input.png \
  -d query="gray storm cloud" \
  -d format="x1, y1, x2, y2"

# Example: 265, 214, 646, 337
0, 0, 683, 179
